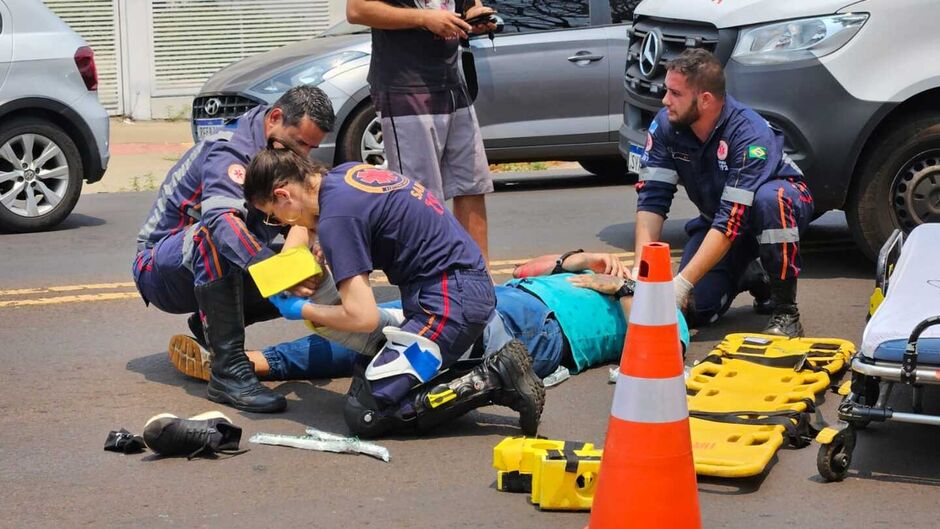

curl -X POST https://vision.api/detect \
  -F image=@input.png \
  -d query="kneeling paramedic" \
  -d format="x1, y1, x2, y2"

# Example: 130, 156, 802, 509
132, 86, 335, 413
636, 49, 814, 337
243, 147, 545, 439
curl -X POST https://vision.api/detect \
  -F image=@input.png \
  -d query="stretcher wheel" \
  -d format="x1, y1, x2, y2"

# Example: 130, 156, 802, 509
816, 429, 856, 482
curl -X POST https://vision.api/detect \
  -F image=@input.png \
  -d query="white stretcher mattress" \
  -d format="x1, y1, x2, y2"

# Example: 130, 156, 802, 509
861, 223, 940, 364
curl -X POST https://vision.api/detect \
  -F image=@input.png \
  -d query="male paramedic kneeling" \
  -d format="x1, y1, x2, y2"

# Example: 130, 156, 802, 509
242, 147, 545, 438
636, 49, 814, 337
132, 86, 335, 413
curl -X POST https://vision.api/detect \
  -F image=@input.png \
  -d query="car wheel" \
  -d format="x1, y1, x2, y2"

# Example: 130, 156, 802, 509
0, 117, 83, 232
579, 158, 637, 183
338, 102, 386, 168
847, 114, 940, 260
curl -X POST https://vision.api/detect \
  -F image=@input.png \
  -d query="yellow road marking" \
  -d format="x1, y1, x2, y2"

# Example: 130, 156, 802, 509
0, 292, 141, 308
0, 282, 136, 297
0, 240, 858, 308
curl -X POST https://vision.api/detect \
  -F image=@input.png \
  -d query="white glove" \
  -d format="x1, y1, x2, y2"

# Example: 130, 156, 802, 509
673, 273, 694, 308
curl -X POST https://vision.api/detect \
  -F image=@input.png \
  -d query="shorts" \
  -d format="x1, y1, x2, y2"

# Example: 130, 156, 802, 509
373, 87, 493, 201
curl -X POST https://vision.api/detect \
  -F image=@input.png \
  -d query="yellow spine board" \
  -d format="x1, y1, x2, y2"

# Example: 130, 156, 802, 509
247, 246, 323, 298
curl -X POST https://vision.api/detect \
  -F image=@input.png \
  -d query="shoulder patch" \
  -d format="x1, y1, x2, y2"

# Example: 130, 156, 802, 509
717, 140, 728, 161
645, 132, 653, 152
747, 145, 767, 160
649, 120, 659, 134
227, 164, 246, 185
344, 165, 411, 194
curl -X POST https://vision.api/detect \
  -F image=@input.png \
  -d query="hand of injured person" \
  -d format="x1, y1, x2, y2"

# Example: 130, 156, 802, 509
287, 274, 322, 298
268, 293, 310, 320
566, 273, 625, 295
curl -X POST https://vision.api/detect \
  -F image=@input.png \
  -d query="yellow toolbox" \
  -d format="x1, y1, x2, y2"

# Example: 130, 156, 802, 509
247, 245, 322, 298
530, 451, 601, 511
492, 437, 596, 493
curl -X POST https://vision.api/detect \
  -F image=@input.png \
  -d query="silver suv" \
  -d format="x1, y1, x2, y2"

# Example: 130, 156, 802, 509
0, 1, 110, 232
192, 0, 640, 178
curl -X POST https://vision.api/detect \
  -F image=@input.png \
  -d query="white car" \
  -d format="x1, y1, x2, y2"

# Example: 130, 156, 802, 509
0, 0, 110, 232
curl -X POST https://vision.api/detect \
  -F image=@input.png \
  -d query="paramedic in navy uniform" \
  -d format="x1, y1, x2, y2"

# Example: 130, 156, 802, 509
132, 86, 335, 413
243, 147, 545, 438
635, 49, 814, 338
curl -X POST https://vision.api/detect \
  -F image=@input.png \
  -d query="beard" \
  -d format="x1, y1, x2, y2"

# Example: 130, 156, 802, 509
667, 99, 701, 128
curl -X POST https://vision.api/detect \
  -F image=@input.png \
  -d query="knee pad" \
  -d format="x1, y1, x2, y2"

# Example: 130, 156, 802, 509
343, 375, 406, 439
366, 328, 442, 384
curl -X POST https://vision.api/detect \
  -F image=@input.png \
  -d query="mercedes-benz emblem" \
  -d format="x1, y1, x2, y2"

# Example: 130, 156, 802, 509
204, 98, 222, 116
639, 30, 663, 79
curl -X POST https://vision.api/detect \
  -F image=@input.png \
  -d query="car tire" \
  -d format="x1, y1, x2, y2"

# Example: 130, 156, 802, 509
0, 117, 84, 232
846, 113, 940, 260
579, 158, 637, 183
337, 102, 386, 167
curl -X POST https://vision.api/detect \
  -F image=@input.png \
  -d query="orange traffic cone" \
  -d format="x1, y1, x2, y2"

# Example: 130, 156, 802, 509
587, 242, 701, 528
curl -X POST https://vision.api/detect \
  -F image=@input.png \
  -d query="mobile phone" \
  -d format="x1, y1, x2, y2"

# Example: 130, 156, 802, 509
464, 12, 496, 26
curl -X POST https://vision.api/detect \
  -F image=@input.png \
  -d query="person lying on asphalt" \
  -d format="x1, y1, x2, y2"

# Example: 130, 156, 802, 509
168, 250, 691, 436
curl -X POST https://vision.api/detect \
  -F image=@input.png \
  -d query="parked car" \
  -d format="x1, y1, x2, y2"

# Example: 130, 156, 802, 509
0, 0, 110, 232
619, 0, 940, 259
192, 0, 641, 178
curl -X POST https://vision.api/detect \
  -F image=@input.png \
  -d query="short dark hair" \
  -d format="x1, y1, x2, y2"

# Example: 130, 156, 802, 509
666, 49, 725, 99
243, 143, 329, 205
272, 85, 335, 132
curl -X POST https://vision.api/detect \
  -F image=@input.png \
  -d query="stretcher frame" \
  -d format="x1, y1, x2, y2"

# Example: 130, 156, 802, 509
817, 228, 940, 481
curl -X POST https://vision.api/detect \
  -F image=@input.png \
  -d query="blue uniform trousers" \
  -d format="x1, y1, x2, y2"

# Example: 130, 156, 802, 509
679, 179, 814, 326
132, 226, 278, 323
368, 268, 496, 407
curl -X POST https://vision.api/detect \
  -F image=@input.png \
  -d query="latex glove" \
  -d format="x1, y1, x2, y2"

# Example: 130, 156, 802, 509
268, 293, 310, 321
673, 273, 694, 308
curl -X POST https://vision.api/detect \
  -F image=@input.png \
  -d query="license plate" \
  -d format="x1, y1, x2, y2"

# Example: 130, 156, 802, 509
195, 118, 224, 140
628, 143, 643, 174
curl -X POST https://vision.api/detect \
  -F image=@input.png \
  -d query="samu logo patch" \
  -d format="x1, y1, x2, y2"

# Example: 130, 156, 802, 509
747, 145, 767, 160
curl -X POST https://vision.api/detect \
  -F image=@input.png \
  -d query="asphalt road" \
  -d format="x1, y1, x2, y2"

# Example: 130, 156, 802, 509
2, 172, 937, 528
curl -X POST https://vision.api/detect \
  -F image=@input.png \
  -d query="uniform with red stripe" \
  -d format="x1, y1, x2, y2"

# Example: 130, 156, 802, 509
132, 105, 283, 313
637, 95, 814, 326
318, 163, 495, 408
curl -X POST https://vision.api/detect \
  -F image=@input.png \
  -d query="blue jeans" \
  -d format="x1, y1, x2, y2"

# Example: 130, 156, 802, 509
261, 335, 359, 380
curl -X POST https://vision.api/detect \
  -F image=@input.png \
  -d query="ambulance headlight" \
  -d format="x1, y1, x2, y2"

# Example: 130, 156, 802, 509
251, 51, 367, 94
732, 14, 868, 65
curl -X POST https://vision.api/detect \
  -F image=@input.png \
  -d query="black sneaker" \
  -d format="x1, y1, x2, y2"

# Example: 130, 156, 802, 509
489, 340, 546, 436
143, 412, 244, 459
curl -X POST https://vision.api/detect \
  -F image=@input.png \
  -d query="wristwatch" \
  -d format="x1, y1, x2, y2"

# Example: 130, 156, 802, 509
614, 278, 636, 300
551, 248, 584, 275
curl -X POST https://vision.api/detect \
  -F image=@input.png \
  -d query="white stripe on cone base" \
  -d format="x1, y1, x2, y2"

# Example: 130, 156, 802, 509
629, 281, 679, 327
611, 373, 688, 423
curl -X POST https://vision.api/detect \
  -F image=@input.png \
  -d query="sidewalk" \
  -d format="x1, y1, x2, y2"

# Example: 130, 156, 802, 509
86, 117, 582, 194
82, 118, 194, 194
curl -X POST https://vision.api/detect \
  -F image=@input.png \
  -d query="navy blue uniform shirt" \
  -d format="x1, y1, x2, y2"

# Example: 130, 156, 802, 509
316, 163, 487, 286
636, 96, 804, 240
136, 106, 280, 268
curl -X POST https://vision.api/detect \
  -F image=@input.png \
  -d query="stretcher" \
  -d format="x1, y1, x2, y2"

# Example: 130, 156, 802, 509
817, 224, 940, 482
492, 334, 855, 510
688, 334, 854, 478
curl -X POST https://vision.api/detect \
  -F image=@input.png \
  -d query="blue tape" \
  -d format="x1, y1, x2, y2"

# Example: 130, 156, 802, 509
402, 342, 441, 382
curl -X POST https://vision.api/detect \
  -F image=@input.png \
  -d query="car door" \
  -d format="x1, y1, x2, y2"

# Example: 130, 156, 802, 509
0, 1, 11, 93
467, 0, 609, 151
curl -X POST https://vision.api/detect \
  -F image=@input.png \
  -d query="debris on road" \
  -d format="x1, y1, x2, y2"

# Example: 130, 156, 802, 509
250, 428, 390, 462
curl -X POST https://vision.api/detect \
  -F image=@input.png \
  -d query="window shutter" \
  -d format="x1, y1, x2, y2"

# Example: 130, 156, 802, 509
43, 0, 121, 114
151, 0, 331, 95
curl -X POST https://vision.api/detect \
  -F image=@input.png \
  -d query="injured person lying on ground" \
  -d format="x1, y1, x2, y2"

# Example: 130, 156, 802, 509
168, 250, 691, 435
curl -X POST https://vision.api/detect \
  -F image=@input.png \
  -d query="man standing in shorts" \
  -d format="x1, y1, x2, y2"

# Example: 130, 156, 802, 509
347, 0, 495, 260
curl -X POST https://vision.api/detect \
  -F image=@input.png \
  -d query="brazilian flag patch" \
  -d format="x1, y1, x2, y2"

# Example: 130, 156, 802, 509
747, 145, 767, 160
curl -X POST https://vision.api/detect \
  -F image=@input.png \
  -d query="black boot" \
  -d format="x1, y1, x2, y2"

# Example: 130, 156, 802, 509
344, 340, 545, 438
195, 274, 286, 413
740, 259, 773, 315
187, 313, 208, 349
761, 277, 804, 338
412, 339, 545, 435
